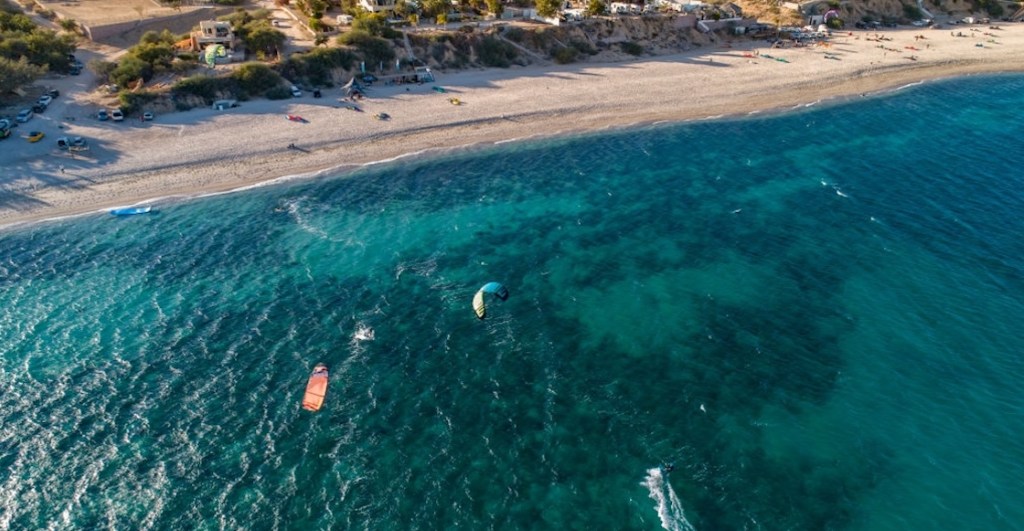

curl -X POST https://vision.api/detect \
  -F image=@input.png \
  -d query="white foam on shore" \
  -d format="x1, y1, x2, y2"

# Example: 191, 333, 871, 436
891, 79, 926, 91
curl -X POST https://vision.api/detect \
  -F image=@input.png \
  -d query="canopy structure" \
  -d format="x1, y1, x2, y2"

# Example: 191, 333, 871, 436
203, 44, 226, 67
342, 77, 366, 97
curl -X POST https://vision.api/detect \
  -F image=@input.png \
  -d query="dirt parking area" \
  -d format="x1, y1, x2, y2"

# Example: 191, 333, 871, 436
37, 0, 187, 25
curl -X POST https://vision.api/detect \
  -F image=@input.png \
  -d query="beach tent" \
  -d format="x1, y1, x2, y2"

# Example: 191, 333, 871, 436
342, 77, 366, 97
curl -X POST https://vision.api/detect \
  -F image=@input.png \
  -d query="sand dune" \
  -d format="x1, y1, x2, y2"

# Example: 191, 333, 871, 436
3, 25, 1023, 229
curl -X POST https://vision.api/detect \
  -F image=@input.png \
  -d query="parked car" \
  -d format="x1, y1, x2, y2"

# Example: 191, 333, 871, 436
48, 88, 60, 98
68, 65, 81, 75
111, 109, 124, 121
290, 85, 302, 97
16, 109, 33, 123
142, 111, 154, 121
26, 131, 44, 142
32, 102, 46, 114
37, 95, 53, 107
0, 128, 9, 140
56, 136, 88, 150
213, 99, 238, 110
97, 110, 109, 121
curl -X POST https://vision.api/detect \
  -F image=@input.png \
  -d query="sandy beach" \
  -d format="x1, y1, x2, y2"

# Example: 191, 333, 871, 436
3, 24, 1024, 229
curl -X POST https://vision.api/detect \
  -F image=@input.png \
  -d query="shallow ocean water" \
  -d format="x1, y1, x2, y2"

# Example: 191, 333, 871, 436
2, 74, 1023, 530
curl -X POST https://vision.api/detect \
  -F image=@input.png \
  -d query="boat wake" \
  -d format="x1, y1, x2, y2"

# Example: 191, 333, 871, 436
353, 324, 375, 341
642, 467, 696, 531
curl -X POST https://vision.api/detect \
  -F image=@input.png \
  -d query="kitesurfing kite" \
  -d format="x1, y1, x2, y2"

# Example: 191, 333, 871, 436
472, 282, 509, 319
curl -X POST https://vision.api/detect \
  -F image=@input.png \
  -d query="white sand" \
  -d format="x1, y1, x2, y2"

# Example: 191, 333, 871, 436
3, 25, 1023, 229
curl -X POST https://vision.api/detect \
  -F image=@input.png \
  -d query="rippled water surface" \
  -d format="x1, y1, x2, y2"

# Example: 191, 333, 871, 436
2, 74, 1023, 530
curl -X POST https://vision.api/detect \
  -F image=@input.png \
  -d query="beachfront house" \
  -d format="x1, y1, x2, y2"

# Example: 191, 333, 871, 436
192, 20, 235, 51
359, 0, 397, 13
658, 0, 705, 13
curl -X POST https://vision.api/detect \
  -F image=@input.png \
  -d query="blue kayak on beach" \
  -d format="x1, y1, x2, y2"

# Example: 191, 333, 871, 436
110, 206, 152, 216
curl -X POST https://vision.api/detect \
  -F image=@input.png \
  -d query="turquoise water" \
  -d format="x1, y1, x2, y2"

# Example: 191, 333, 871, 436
2, 74, 1024, 530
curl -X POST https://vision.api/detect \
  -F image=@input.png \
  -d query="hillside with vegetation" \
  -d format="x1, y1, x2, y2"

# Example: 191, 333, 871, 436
3, 0, 1015, 111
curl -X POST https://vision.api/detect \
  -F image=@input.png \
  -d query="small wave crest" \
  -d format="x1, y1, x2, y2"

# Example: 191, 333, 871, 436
353, 323, 375, 342
642, 467, 696, 531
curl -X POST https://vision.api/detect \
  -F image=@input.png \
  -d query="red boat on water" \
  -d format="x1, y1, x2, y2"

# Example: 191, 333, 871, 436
286, 114, 306, 123
302, 363, 329, 412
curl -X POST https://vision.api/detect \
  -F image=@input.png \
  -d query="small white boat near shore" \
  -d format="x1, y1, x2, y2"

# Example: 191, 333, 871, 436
110, 206, 152, 216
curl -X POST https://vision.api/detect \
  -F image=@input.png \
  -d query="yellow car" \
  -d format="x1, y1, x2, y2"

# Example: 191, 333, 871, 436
27, 131, 45, 143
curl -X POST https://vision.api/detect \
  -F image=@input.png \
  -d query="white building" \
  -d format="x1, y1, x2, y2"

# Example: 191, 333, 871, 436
359, 0, 396, 13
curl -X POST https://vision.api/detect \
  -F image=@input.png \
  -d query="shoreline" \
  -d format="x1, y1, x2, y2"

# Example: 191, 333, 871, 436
4, 26, 1024, 231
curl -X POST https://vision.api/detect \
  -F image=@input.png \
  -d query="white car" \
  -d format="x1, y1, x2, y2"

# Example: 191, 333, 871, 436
111, 109, 124, 121
290, 85, 302, 97
37, 95, 53, 107
16, 109, 33, 123
57, 136, 88, 150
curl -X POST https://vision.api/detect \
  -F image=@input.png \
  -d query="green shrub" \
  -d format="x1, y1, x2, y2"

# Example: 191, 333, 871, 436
118, 90, 158, 115
585, 0, 605, 16
902, 3, 922, 19
974, 0, 1003, 16
171, 74, 240, 104
353, 11, 398, 37
503, 26, 525, 42
130, 42, 175, 69
231, 62, 284, 95
265, 85, 293, 99
279, 47, 356, 87
139, 29, 179, 45
337, 29, 395, 67
244, 25, 286, 54
110, 55, 153, 88
171, 57, 197, 75
58, 18, 78, 32
620, 41, 644, 56
553, 45, 578, 64
569, 39, 596, 55
88, 59, 116, 82
477, 34, 517, 67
